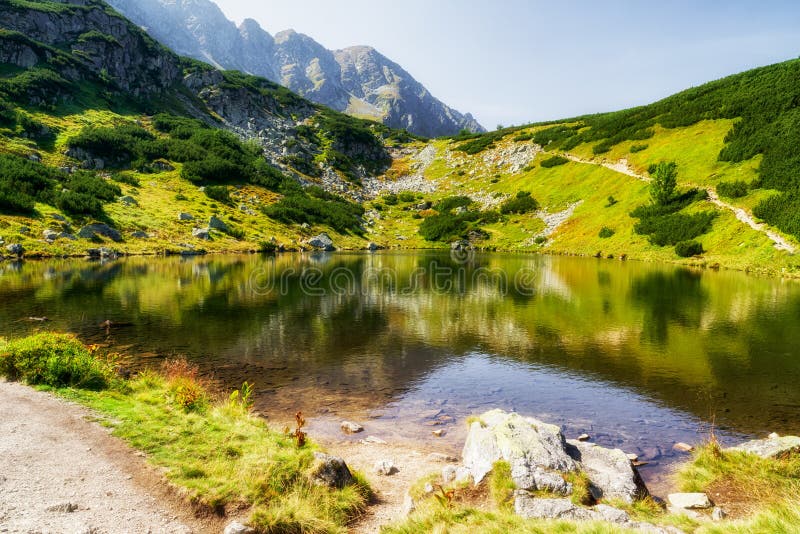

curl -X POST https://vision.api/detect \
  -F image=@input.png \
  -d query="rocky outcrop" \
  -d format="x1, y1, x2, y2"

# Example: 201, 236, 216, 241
106, 0, 484, 136
727, 433, 800, 459
459, 410, 649, 519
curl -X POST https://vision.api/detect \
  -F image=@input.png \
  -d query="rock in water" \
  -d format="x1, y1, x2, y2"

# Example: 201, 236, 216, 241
340, 421, 364, 434
566, 439, 649, 503
667, 493, 712, 509
727, 434, 800, 459
308, 233, 335, 251
309, 452, 354, 489
461, 410, 576, 491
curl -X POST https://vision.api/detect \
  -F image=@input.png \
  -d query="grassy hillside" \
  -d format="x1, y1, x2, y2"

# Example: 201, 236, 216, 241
1, 1, 800, 276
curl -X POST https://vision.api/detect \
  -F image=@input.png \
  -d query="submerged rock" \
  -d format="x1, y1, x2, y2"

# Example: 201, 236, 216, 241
309, 452, 353, 489
727, 434, 800, 459
340, 421, 364, 434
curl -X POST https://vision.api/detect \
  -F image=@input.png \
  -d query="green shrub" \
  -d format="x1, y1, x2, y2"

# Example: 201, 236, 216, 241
540, 155, 569, 168
0, 333, 113, 390
204, 185, 231, 204
532, 125, 580, 149
0, 154, 62, 214
606, 196, 618, 207
649, 162, 679, 206
500, 191, 539, 214
418, 212, 471, 241
398, 191, 416, 203
598, 226, 615, 238
110, 172, 140, 187
534, 236, 547, 245
630, 144, 648, 153
258, 241, 277, 253
263, 189, 365, 234
675, 240, 704, 257
634, 211, 717, 246
435, 196, 473, 213
383, 193, 399, 206
716, 180, 749, 198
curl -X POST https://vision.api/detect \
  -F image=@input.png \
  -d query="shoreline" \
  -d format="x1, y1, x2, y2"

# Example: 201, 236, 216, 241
1, 246, 798, 280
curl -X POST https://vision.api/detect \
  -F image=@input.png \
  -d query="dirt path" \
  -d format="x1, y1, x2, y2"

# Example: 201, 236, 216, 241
563, 153, 797, 253
0, 380, 222, 534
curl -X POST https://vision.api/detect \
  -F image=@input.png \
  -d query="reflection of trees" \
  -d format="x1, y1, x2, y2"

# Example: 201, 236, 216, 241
629, 269, 708, 345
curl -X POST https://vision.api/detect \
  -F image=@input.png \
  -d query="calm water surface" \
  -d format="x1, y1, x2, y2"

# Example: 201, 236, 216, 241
2, 252, 799, 487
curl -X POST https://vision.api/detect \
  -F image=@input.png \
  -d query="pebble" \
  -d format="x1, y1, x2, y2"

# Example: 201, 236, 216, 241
577, 433, 591, 442
340, 421, 364, 434
672, 442, 694, 453
360, 436, 387, 445
374, 460, 397, 476
432, 429, 445, 437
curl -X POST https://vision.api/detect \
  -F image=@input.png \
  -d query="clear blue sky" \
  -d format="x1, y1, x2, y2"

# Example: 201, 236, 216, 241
214, 0, 800, 129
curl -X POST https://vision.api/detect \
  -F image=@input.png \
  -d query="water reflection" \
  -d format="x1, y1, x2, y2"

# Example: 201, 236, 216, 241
2, 252, 800, 483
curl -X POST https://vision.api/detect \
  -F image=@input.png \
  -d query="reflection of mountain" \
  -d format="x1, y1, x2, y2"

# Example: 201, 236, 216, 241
1, 254, 800, 437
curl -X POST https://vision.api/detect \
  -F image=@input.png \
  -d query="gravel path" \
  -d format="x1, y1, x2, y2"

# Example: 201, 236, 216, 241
0, 380, 219, 534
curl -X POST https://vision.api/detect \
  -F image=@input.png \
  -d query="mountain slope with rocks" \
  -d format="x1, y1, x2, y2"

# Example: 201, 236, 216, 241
106, 0, 485, 137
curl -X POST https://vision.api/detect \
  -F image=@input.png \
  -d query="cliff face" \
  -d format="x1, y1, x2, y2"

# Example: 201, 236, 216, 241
0, 0, 391, 191
106, 0, 485, 137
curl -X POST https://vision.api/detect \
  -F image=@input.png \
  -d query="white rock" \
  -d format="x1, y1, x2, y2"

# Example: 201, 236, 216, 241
374, 460, 397, 476
727, 434, 800, 459
567, 439, 649, 503
361, 436, 387, 445
224, 521, 255, 534
712, 507, 727, 521
340, 421, 364, 434
442, 465, 457, 483
673, 442, 694, 453
667, 492, 712, 509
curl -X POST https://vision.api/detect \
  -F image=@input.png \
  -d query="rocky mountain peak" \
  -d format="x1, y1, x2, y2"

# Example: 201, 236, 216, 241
106, 0, 485, 136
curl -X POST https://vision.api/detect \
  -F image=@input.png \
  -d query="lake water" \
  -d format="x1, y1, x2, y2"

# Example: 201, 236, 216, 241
2, 251, 799, 488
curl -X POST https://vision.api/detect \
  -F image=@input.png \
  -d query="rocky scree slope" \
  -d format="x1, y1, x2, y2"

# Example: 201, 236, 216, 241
107, 0, 484, 137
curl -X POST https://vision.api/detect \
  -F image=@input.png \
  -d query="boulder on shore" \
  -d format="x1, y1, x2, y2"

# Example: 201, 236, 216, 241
566, 439, 649, 503
309, 452, 354, 489
308, 233, 335, 251
727, 433, 800, 459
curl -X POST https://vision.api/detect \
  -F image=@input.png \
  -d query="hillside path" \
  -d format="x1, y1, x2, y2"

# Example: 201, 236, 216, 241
0, 380, 220, 534
563, 153, 796, 253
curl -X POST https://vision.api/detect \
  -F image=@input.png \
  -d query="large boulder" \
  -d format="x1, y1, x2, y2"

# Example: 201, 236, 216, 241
309, 452, 353, 489
77, 223, 122, 242
192, 227, 211, 240
209, 215, 229, 232
5, 243, 24, 257
513, 494, 630, 524
566, 439, 649, 503
308, 233, 335, 251
462, 410, 576, 492
727, 433, 800, 459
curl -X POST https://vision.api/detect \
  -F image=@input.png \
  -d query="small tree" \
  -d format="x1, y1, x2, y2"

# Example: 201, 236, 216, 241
649, 162, 678, 206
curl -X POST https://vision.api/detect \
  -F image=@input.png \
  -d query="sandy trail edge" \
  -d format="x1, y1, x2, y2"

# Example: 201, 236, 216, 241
0, 380, 225, 534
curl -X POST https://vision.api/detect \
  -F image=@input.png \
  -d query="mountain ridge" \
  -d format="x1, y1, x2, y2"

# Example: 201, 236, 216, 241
106, 0, 485, 137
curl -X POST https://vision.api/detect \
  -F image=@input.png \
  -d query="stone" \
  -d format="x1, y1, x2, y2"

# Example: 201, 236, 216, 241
462, 410, 576, 489
209, 215, 229, 232
340, 421, 364, 434
86, 247, 119, 259
577, 433, 591, 442
672, 442, 694, 453
432, 429, 445, 437
178, 212, 194, 221
77, 223, 123, 242
727, 434, 800, 459
454, 466, 472, 484
401, 493, 415, 516
5, 244, 24, 257
308, 233, 335, 251
361, 436, 387, 445
367, 242, 382, 251
513, 493, 631, 523
450, 240, 471, 251
19, 226, 31, 235
46, 502, 78, 513
627, 453, 639, 462
566, 440, 649, 503
667, 505, 701, 519
192, 227, 211, 240
130, 231, 149, 239
513, 494, 592, 521
224, 521, 255, 534
712, 507, 727, 521
667, 493, 712, 509
43, 229, 59, 241
442, 465, 457, 483
119, 195, 138, 206
374, 460, 397, 476
309, 452, 354, 489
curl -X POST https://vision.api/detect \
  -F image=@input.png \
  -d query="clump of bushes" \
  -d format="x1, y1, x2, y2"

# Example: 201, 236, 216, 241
398, 191, 416, 203
630, 144, 648, 153
500, 191, 539, 214
383, 193, 399, 206
540, 155, 569, 168
263, 185, 365, 234
0, 333, 114, 390
716, 180, 749, 199
598, 227, 615, 238
204, 185, 231, 204
675, 240, 704, 257
418, 195, 499, 242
